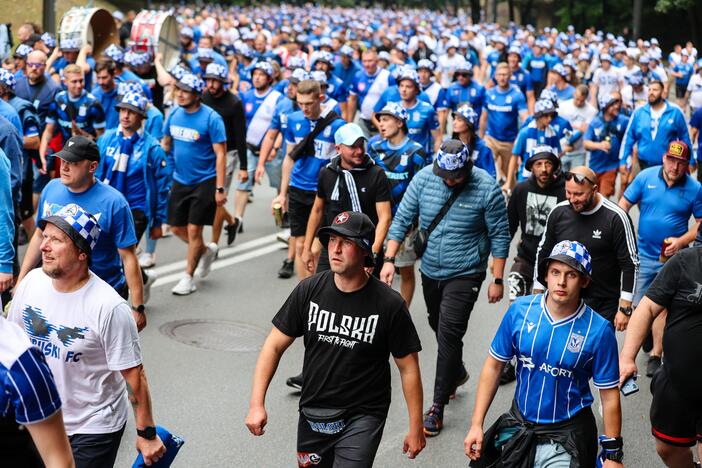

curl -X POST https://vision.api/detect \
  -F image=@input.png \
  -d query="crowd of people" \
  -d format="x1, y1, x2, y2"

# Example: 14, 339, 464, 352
1, 4, 702, 468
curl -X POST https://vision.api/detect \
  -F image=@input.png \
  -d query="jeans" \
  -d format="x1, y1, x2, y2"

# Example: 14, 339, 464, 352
633, 255, 664, 306
421, 273, 484, 405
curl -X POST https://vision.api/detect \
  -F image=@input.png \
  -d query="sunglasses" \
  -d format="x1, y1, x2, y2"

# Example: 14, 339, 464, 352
565, 171, 596, 185
455, 72, 471, 77
27, 62, 45, 69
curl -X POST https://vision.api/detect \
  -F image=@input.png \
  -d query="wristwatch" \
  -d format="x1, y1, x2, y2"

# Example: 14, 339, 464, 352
216, 187, 225, 194
137, 426, 157, 440
132, 304, 145, 314
493, 278, 504, 285
383, 256, 396, 264
618, 305, 633, 316
599, 436, 624, 463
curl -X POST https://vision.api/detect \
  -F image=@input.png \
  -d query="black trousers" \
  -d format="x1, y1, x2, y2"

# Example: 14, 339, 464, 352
422, 272, 484, 405
69, 424, 125, 468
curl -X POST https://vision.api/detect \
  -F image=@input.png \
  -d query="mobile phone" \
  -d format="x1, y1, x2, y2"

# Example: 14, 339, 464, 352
620, 375, 639, 396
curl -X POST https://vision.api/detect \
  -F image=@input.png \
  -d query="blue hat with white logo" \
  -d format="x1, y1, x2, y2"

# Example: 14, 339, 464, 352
340, 45, 354, 57
453, 104, 479, 129
310, 70, 328, 85
433, 139, 472, 179
311, 50, 333, 67
41, 32, 56, 48
103, 44, 124, 63
376, 102, 409, 124
197, 48, 215, 63
175, 73, 205, 94
39, 203, 101, 259
115, 91, 147, 116
168, 64, 187, 81
397, 68, 420, 88
253, 61, 274, 77
534, 98, 557, 118
203, 62, 228, 82
600, 53, 613, 63
14, 44, 33, 59
627, 72, 644, 87
417, 59, 434, 71
288, 56, 307, 70
539, 240, 593, 284
60, 38, 80, 52
117, 80, 145, 98
124, 51, 150, 67
551, 63, 569, 78
0, 69, 16, 92
289, 68, 309, 84
180, 26, 194, 38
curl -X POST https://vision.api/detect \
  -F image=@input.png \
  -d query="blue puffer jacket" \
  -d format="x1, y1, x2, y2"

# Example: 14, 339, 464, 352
388, 165, 510, 280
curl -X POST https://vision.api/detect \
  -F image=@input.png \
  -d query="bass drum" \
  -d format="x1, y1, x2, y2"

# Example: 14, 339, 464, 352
129, 10, 180, 70
59, 7, 117, 57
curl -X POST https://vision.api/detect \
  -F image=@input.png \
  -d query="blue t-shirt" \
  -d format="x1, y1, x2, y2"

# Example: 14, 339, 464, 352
523, 54, 548, 84
585, 113, 630, 173
285, 110, 346, 192
509, 67, 534, 96
14, 76, 60, 127
38, 179, 137, 290
549, 84, 575, 103
91, 86, 120, 130
484, 85, 527, 142
623, 167, 702, 260
368, 136, 426, 213
691, 108, 702, 164
164, 104, 226, 186
326, 74, 349, 103
271, 97, 298, 155
46, 90, 106, 140
372, 86, 431, 114
333, 60, 360, 92
446, 81, 486, 121
674, 62, 694, 86
0, 99, 22, 135
513, 122, 562, 179
145, 105, 164, 141
489, 294, 619, 424
404, 100, 439, 154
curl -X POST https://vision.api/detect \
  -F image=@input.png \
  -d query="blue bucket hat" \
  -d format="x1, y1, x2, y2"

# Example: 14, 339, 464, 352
175, 73, 205, 94
203, 63, 228, 82
538, 240, 593, 285
103, 44, 124, 64
534, 98, 557, 118
453, 104, 479, 129
376, 102, 409, 124
0, 69, 16, 92
115, 91, 148, 117
433, 139, 472, 179
39, 203, 101, 259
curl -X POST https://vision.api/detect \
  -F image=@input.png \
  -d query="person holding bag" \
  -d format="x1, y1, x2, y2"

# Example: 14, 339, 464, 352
381, 139, 510, 438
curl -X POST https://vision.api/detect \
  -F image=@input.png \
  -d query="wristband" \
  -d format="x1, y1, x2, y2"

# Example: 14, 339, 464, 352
598, 435, 623, 463
383, 256, 395, 264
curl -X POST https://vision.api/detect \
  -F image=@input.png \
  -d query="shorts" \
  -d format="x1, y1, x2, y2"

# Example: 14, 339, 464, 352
596, 169, 617, 197
131, 209, 149, 242
394, 229, 418, 268
650, 366, 702, 447
236, 149, 257, 191
297, 410, 385, 468
265, 149, 284, 191
223, 150, 238, 193
633, 255, 664, 306
675, 83, 687, 99
69, 424, 125, 468
534, 440, 572, 468
288, 187, 316, 237
483, 136, 514, 175
509, 255, 535, 301
19, 157, 34, 220
167, 177, 216, 227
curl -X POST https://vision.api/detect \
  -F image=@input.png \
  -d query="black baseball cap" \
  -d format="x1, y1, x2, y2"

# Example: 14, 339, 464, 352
317, 211, 376, 267
54, 136, 100, 163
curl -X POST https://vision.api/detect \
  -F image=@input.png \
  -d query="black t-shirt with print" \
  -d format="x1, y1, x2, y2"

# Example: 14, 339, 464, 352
273, 270, 421, 418
316, 157, 391, 227
645, 247, 702, 396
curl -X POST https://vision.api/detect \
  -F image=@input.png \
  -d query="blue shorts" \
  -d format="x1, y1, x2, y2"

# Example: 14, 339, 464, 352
633, 255, 664, 306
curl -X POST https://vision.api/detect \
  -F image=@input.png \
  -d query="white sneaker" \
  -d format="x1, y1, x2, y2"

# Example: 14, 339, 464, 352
172, 275, 196, 296
195, 242, 218, 278
143, 269, 158, 304
139, 252, 156, 268
276, 228, 291, 245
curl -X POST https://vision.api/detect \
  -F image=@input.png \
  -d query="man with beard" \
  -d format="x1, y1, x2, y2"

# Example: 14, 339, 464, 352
201, 63, 247, 248
391, 68, 440, 155
91, 59, 120, 130
534, 166, 639, 330
619, 79, 691, 183
237, 62, 284, 234
500, 146, 565, 384
179, 26, 198, 63
348, 49, 394, 135
446, 57, 485, 122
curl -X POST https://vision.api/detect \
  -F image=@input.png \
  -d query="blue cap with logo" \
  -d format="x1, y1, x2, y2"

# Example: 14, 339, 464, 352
115, 91, 148, 117
14, 44, 33, 59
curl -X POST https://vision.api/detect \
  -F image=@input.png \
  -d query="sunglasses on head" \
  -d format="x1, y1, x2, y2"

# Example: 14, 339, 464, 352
565, 171, 595, 185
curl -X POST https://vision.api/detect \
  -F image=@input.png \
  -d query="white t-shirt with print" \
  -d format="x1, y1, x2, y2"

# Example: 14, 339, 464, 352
9, 269, 142, 435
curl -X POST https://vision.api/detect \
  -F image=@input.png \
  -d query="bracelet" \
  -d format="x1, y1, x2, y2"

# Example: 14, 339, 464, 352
383, 256, 396, 264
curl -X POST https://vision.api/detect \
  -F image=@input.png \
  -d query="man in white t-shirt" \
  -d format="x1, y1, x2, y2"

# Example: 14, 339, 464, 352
590, 54, 623, 109
9, 203, 166, 468
437, 37, 466, 88
685, 66, 702, 114
559, 84, 598, 170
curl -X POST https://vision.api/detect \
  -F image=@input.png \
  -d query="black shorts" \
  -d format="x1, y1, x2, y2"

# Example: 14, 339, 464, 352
168, 178, 216, 227
131, 209, 149, 242
297, 410, 385, 468
19, 159, 34, 220
675, 83, 687, 99
509, 256, 534, 301
650, 366, 702, 447
288, 187, 316, 237
69, 424, 125, 468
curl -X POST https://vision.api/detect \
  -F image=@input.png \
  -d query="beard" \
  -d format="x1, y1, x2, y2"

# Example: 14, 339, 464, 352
42, 264, 64, 279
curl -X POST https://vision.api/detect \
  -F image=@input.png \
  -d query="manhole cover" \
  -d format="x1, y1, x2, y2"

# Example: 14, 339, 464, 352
160, 320, 267, 352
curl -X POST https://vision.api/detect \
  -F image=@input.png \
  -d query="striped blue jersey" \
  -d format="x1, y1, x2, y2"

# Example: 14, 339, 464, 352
1, 315, 62, 424
404, 100, 439, 154
489, 294, 619, 424
368, 135, 426, 214
513, 121, 562, 179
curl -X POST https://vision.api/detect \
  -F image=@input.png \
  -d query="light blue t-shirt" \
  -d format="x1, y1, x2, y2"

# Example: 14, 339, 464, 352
38, 179, 137, 290
91, 86, 119, 130
164, 104, 226, 186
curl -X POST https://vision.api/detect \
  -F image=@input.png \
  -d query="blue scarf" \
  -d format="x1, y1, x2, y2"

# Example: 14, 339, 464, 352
105, 128, 140, 194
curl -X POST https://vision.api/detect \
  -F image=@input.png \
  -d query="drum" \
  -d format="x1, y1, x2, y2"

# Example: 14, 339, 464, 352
130, 10, 180, 70
59, 7, 117, 57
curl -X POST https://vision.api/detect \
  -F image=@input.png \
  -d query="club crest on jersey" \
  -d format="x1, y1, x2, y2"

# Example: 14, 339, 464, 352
323, 126, 332, 137
245, 102, 253, 113
567, 332, 585, 353
413, 111, 420, 122
358, 82, 366, 92
400, 154, 408, 166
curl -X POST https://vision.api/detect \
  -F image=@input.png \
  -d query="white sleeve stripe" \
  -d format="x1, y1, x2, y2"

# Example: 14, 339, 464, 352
602, 198, 639, 295
5, 373, 30, 423
593, 380, 620, 389
489, 348, 512, 362
15, 358, 46, 420
26, 350, 61, 407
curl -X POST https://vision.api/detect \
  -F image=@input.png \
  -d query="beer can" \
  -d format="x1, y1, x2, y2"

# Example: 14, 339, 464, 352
659, 238, 672, 263
273, 203, 284, 227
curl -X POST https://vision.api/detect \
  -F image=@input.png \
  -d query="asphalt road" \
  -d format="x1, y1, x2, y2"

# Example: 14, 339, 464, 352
107, 182, 666, 467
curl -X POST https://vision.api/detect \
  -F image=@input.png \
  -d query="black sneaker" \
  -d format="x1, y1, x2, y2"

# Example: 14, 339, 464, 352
238, 218, 244, 233
423, 403, 444, 437
646, 355, 662, 377
286, 373, 303, 390
278, 259, 294, 279
449, 364, 469, 400
225, 218, 240, 246
500, 360, 517, 385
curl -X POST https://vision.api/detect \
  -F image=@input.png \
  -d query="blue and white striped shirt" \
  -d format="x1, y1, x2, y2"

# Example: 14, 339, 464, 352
1, 315, 61, 424
489, 294, 619, 424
